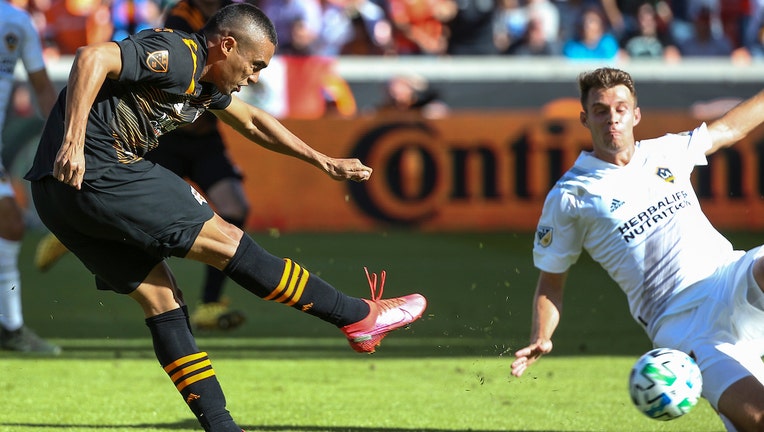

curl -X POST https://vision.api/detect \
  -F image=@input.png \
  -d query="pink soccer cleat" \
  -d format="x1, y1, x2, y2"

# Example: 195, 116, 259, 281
341, 267, 427, 353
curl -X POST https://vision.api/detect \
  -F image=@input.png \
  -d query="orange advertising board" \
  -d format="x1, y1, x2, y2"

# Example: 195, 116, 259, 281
220, 111, 764, 232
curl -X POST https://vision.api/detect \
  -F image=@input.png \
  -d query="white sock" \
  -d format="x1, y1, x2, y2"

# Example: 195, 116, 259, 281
0, 238, 22, 331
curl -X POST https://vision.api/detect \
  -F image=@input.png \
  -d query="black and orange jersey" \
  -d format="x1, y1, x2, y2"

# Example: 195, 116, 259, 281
25, 28, 232, 182
160, 0, 234, 133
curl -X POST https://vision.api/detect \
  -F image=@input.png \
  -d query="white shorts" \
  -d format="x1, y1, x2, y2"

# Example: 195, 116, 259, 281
652, 246, 764, 408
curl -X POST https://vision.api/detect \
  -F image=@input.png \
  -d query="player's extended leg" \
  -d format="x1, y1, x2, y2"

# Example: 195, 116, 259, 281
0, 194, 60, 355
716, 376, 764, 430
187, 214, 427, 353
715, 258, 764, 430
191, 178, 249, 331
130, 261, 242, 432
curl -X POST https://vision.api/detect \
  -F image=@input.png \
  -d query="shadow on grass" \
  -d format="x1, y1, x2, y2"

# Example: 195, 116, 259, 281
0, 337, 514, 360
0, 420, 547, 432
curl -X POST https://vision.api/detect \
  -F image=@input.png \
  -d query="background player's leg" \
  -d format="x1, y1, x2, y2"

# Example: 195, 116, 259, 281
192, 178, 248, 331
130, 261, 241, 432
0, 194, 59, 354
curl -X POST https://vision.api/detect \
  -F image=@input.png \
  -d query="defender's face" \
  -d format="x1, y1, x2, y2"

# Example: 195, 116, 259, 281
580, 84, 641, 162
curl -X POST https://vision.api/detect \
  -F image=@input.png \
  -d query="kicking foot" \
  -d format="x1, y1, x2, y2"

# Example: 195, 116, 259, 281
341, 267, 427, 353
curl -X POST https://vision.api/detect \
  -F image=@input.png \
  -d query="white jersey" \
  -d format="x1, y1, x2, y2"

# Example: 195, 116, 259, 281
533, 123, 740, 332
0, 0, 46, 159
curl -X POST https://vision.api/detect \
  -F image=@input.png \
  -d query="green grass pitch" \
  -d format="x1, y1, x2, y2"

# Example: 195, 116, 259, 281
2, 229, 745, 431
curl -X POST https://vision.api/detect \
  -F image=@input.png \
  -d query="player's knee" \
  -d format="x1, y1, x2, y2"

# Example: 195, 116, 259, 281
0, 198, 24, 241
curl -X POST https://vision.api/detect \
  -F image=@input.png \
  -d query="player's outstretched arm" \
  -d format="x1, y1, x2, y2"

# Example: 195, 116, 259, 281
511, 270, 567, 377
54, 42, 122, 189
706, 89, 764, 156
212, 96, 372, 182
26, 68, 57, 118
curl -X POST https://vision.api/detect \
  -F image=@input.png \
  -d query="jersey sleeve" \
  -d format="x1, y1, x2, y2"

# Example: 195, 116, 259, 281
19, 12, 46, 74
533, 185, 585, 273
116, 29, 202, 95
206, 84, 232, 110
685, 122, 711, 165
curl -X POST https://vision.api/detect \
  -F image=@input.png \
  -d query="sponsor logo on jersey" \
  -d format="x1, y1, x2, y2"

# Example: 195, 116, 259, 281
610, 199, 624, 212
536, 226, 553, 247
618, 191, 692, 243
190, 185, 207, 205
146, 50, 169, 73
656, 167, 675, 183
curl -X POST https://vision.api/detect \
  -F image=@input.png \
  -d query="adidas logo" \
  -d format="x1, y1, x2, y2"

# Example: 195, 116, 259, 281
610, 199, 624, 212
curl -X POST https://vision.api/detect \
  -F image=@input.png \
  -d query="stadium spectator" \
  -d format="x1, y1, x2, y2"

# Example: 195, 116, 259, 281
511, 65, 764, 432
506, 13, 561, 55
0, 0, 60, 354
386, 0, 451, 55
526, 0, 561, 45
111, 0, 162, 42
562, 5, 619, 60
677, 4, 734, 57
493, 0, 528, 53
260, 0, 324, 55
619, 1, 680, 62
23, 4, 426, 429
440, 0, 500, 55
316, 0, 394, 56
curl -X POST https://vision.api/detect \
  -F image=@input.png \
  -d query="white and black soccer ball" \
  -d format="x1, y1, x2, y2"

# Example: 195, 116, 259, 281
628, 348, 703, 421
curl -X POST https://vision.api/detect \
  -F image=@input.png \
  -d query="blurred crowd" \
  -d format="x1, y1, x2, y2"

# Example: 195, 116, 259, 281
9, 0, 764, 63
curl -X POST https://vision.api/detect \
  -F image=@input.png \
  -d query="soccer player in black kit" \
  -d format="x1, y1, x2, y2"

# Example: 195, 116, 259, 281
24, 4, 427, 431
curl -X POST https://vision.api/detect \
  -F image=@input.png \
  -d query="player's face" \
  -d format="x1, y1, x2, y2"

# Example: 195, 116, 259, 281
580, 84, 641, 165
218, 36, 275, 95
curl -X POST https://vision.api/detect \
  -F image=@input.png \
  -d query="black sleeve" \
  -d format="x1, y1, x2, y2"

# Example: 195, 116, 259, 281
116, 29, 201, 95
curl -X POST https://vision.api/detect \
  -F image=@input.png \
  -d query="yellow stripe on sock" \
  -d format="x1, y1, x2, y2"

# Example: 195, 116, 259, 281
164, 351, 208, 373
170, 359, 212, 384
285, 266, 309, 306
273, 262, 302, 304
264, 259, 293, 301
176, 369, 216, 392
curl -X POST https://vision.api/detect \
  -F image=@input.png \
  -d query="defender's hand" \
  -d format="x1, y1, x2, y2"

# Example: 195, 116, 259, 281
511, 339, 553, 377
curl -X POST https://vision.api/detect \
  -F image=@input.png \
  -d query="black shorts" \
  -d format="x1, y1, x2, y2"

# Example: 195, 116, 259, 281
147, 129, 243, 192
30, 161, 214, 294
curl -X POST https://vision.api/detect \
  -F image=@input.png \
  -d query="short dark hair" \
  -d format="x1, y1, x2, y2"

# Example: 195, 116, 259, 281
578, 67, 637, 109
202, 3, 278, 47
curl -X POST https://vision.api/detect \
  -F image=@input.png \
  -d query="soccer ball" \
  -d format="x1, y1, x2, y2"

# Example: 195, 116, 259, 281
628, 348, 703, 421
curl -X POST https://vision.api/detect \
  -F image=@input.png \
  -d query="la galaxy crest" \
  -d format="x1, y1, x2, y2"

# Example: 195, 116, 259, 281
656, 167, 675, 183
536, 226, 553, 248
4, 32, 19, 52
146, 50, 169, 73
